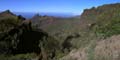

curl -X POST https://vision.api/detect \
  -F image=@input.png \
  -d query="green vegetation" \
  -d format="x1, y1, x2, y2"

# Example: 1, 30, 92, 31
93, 9, 120, 37
0, 17, 22, 32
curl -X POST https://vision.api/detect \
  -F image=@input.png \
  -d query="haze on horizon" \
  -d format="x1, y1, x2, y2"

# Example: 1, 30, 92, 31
0, 0, 120, 15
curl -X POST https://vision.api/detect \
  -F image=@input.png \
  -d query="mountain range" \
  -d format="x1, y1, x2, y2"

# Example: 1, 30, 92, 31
0, 3, 120, 60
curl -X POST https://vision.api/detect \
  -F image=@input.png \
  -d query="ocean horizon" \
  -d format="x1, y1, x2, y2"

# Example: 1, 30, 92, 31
14, 12, 76, 19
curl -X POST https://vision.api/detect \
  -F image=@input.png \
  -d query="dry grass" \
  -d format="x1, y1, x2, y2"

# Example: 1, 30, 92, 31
60, 48, 88, 60
95, 35, 120, 60
60, 35, 120, 60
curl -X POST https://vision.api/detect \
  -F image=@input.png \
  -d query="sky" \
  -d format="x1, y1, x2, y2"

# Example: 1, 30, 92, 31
0, 0, 120, 15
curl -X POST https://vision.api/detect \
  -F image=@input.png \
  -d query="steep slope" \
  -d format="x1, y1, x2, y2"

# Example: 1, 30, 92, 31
79, 3, 120, 37
61, 35, 120, 60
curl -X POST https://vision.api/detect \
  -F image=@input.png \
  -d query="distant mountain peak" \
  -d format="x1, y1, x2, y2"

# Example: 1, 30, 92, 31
4, 10, 11, 13
0, 10, 16, 16
32, 13, 41, 18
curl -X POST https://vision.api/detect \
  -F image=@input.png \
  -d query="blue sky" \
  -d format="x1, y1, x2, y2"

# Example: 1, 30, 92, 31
0, 0, 120, 15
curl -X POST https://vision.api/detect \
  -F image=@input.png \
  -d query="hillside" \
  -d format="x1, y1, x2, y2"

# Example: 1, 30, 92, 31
0, 10, 25, 32
60, 3, 120, 60
0, 10, 61, 60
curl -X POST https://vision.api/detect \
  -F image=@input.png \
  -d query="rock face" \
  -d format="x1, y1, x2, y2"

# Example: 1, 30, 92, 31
77, 3, 120, 37
78, 3, 120, 30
